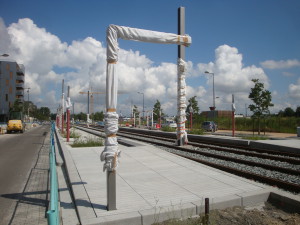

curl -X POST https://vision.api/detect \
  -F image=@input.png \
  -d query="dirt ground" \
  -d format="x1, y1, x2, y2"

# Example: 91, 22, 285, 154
208, 202, 300, 225
155, 202, 300, 225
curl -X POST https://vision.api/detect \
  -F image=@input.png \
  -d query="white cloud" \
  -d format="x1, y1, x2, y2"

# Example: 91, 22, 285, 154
1, 18, 201, 115
196, 45, 270, 113
260, 59, 300, 69
7, 18, 67, 74
288, 78, 300, 99
2, 18, 297, 116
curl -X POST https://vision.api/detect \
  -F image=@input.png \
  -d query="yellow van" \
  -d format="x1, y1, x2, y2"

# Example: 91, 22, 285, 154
7, 111, 25, 133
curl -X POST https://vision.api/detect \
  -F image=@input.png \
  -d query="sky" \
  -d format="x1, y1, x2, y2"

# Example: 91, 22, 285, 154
0, 0, 299, 116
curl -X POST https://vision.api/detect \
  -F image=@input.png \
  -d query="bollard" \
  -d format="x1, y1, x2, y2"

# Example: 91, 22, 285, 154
203, 198, 209, 225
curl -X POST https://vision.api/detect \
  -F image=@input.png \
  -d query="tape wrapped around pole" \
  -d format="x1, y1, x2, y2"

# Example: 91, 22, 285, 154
101, 24, 191, 172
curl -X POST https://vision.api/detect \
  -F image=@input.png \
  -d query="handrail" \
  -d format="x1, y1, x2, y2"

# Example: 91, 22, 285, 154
47, 122, 60, 225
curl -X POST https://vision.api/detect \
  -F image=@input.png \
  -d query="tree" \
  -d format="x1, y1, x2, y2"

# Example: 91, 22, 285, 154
186, 96, 199, 116
75, 112, 87, 121
10, 100, 23, 112
283, 107, 295, 117
93, 111, 104, 121
153, 100, 163, 121
35, 107, 51, 120
248, 79, 274, 135
296, 106, 300, 117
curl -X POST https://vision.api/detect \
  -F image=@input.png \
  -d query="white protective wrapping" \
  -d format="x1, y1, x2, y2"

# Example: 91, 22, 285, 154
65, 97, 72, 109
177, 58, 188, 144
101, 24, 191, 172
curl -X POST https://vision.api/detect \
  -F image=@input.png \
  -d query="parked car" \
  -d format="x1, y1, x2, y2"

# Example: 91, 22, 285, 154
97, 121, 105, 126
201, 121, 218, 132
161, 121, 177, 128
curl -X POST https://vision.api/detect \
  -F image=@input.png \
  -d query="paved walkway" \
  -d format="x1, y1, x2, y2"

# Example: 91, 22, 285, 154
57, 128, 300, 225
62, 129, 294, 225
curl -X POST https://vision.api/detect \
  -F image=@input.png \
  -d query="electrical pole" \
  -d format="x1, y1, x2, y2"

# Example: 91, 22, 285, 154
67, 86, 70, 142
232, 94, 235, 137
177, 7, 187, 146
61, 79, 64, 134
24, 87, 31, 121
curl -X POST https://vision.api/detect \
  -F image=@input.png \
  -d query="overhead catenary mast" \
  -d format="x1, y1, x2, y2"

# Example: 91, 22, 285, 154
177, 7, 188, 146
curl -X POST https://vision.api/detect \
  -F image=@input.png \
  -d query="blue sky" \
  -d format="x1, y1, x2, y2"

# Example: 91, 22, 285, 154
0, 0, 299, 115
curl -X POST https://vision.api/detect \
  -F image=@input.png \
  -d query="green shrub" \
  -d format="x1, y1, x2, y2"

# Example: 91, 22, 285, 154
188, 129, 204, 135
161, 126, 176, 132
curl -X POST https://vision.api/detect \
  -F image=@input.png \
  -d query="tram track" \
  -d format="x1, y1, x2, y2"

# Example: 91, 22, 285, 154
75, 124, 300, 193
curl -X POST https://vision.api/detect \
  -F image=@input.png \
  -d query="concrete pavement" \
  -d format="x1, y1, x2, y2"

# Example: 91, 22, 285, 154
55, 128, 300, 225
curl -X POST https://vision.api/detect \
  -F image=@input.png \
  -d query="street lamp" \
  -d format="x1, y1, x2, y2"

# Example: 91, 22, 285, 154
205, 71, 215, 110
24, 87, 31, 120
0, 54, 9, 57
137, 92, 144, 120
189, 105, 193, 131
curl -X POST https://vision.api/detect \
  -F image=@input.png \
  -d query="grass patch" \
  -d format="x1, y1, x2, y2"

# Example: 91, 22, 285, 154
71, 135, 104, 147
161, 126, 176, 132
242, 136, 269, 140
188, 129, 204, 135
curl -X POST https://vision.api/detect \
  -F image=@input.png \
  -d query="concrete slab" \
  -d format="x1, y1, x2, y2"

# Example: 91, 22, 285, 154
56, 129, 300, 225
67, 145, 266, 223
250, 139, 300, 153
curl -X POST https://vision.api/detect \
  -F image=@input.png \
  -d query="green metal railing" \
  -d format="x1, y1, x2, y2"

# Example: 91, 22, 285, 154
47, 122, 60, 225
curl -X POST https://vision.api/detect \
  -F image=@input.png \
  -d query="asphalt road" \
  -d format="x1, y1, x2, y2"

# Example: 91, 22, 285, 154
0, 125, 49, 224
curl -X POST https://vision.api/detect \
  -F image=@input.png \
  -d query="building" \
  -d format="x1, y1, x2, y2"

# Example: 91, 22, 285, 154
0, 61, 25, 121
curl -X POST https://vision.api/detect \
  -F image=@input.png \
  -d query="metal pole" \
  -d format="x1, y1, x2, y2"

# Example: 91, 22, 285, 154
177, 7, 186, 146
87, 90, 90, 126
67, 86, 70, 142
61, 79, 64, 134
151, 111, 153, 128
190, 112, 193, 131
213, 74, 215, 109
232, 94, 235, 137
107, 170, 116, 210
27, 89, 30, 119
142, 93, 144, 121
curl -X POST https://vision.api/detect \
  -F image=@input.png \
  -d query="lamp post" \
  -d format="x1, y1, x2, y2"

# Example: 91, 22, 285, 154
205, 71, 215, 110
137, 92, 144, 121
189, 105, 193, 131
24, 87, 31, 121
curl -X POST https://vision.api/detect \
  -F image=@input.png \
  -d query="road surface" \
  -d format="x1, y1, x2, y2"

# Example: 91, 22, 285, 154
0, 125, 50, 224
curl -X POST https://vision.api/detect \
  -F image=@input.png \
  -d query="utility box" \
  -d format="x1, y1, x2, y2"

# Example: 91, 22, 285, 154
297, 127, 300, 137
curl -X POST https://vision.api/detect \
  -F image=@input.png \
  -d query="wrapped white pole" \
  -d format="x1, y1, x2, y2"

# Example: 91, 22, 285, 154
177, 7, 188, 146
151, 111, 154, 128
146, 111, 149, 127
101, 24, 191, 211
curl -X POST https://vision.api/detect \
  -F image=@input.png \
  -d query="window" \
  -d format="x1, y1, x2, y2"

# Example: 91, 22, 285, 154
6, 79, 9, 86
6, 63, 10, 71
10, 71, 13, 79
9, 86, 12, 94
